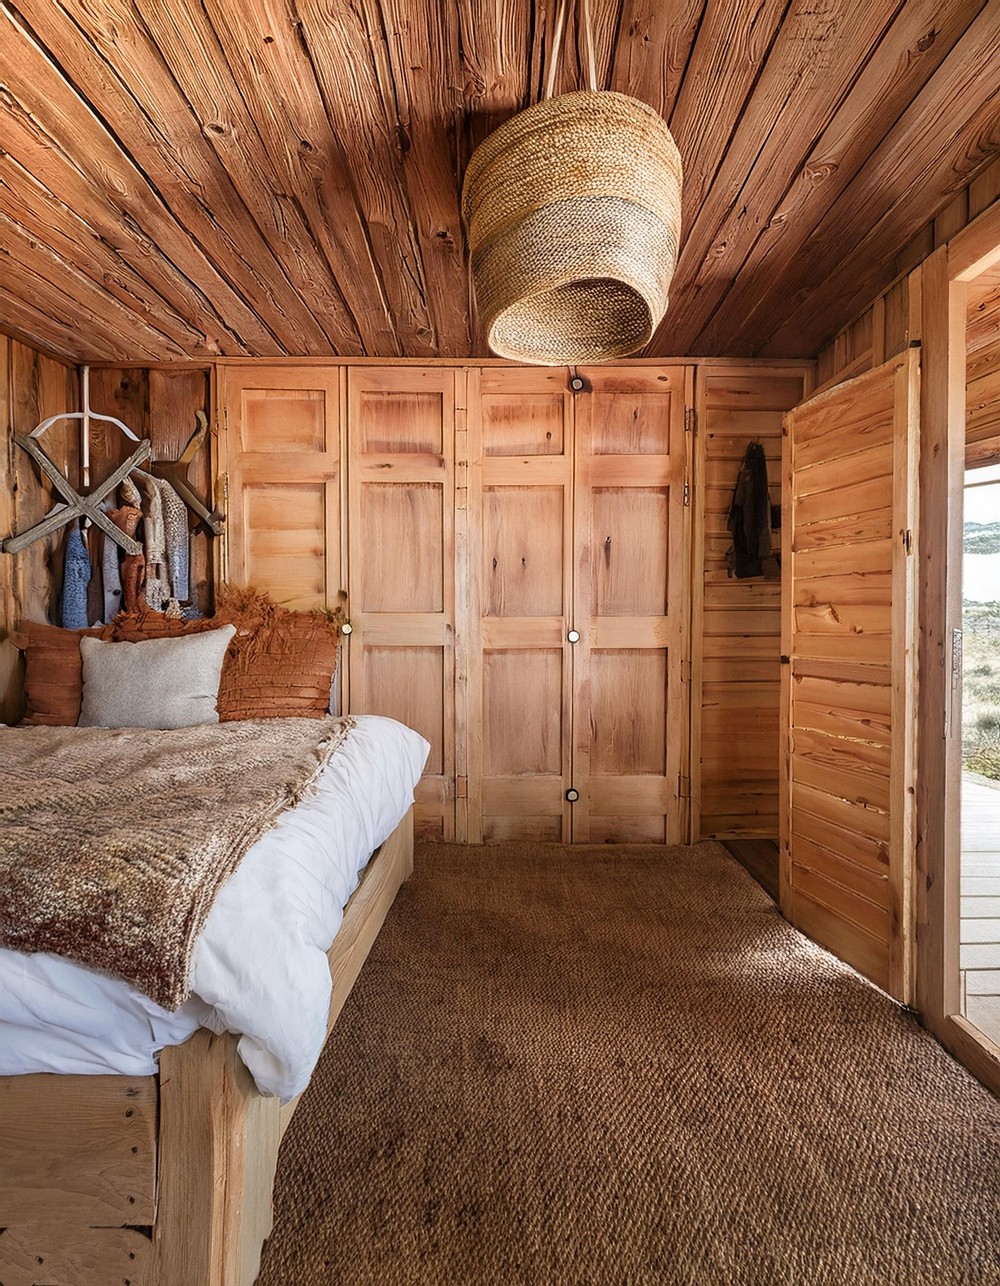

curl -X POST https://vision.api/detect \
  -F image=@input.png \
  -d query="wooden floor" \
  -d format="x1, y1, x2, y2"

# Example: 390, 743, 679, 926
722, 838, 779, 903
961, 772, 1000, 1046
723, 805, 1000, 1051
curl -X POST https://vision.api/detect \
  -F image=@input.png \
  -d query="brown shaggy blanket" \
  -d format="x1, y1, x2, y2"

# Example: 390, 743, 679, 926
0, 717, 355, 1009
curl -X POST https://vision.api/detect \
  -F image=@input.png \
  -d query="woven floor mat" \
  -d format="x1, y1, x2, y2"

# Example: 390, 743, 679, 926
258, 841, 1000, 1286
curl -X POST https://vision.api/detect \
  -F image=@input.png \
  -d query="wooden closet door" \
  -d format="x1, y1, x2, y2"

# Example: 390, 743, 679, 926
781, 350, 919, 1003
220, 367, 342, 610
346, 367, 455, 841
572, 367, 691, 842
466, 367, 574, 842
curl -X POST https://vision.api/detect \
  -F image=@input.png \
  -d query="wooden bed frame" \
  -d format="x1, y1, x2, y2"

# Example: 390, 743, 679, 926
0, 807, 414, 1286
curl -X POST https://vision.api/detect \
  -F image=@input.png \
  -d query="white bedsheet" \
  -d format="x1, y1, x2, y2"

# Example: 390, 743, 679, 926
0, 715, 428, 1099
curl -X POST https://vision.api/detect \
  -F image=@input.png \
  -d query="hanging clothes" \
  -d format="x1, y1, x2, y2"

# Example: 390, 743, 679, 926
100, 509, 123, 623
109, 504, 144, 616
124, 470, 189, 609
158, 475, 190, 604
726, 441, 778, 579
125, 471, 169, 611
60, 523, 91, 629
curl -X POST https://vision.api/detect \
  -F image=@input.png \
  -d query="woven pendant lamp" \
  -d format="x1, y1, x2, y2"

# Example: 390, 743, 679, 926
462, 1, 682, 366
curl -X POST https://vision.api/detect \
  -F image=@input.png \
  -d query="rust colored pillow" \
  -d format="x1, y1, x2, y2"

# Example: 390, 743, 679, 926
112, 588, 342, 721
10, 620, 115, 726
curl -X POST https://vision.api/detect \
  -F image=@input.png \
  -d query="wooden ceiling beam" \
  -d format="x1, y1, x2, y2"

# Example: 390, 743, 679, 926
0, 293, 100, 365
758, 7, 1000, 356
660, 0, 788, 279
132, 0, 370, 357
691, 0, 988, 357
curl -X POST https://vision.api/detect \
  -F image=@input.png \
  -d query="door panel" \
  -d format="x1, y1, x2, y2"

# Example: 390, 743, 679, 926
347, 367, 455, 841
222, 368, 342, 612
572, 366, 689, 843
782, 350, 919, 1002
467, 367, 574, 842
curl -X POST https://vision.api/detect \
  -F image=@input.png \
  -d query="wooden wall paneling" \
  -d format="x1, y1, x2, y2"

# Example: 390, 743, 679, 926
781, 352, 918, 1002
572, 365, 689, 843
1, 341, 77, 728
467, 366, 574, 842
693, 366, 808, 838
221, 367, 342, 614
347, 366, 455, 840
148, 369, 215, 616
88, 367, 215, 617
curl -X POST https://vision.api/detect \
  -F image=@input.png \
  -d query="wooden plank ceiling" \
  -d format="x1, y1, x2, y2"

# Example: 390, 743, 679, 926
1, 0, 999, 365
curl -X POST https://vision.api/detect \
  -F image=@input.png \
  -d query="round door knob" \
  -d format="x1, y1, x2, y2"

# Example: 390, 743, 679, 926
569, 375, 585, 392
565, 788, 580, 802
341, 621, 353, 636
567, 629, 581, 643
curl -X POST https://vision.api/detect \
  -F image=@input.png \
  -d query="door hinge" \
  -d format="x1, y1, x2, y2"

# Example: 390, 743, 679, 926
683, 480, 690, 506
684, 407, 697, 434
678, 774, 691, 799
902, 528, 913, 554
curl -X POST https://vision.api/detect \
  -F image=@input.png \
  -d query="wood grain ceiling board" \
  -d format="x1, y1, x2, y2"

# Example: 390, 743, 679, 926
0, 0, 999, 364
758, 5, 1000, 356
686, 0, 989, 356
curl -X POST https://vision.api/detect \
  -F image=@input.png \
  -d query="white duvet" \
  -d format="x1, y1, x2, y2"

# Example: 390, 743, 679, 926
0, 715, 428, 1100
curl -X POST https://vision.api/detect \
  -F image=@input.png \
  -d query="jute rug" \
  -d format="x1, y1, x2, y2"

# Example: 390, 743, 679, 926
258, 841, 1000, 1285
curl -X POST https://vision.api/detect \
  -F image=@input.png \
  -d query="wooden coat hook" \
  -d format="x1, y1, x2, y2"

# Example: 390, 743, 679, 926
1, 367, 149, 556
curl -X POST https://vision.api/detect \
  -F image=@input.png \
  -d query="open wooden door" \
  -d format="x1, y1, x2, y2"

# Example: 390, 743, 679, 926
781, 350, 919, 1003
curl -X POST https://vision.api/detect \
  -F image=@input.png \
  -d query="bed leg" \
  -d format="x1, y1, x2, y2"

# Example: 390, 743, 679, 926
154, 1030, 280, 1286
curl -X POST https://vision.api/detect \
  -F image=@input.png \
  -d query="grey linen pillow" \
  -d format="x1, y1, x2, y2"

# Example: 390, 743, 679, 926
78, 626, 236, 729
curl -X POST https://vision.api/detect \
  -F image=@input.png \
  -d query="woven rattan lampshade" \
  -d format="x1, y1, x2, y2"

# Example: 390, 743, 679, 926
462, 90, 682, 365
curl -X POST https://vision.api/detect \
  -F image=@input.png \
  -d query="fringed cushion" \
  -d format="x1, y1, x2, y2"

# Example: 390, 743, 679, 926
9, 620, 115, 726
112, 586, 343, 721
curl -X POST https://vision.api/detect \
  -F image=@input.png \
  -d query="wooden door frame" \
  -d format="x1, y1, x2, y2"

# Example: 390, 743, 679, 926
918, 201, 1000, 1094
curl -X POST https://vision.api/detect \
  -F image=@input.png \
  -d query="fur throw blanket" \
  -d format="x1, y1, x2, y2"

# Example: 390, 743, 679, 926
0, 717, 356, 1009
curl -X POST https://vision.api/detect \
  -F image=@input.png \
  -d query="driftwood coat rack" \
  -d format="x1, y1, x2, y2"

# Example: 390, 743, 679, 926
0, 368, 150, 556
0, 370, 225, 555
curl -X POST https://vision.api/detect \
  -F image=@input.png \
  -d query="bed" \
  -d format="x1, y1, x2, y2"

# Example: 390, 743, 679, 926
0, 710, 428, 1286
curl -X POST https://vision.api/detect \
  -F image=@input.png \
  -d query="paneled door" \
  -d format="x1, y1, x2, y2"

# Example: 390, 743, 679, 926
572, 366, 690, 842
220, 366, 343, 611
781, 350, 919, 1003
464, 365, 691, 843
465, 367, 575, 841
346, 367, 456, 841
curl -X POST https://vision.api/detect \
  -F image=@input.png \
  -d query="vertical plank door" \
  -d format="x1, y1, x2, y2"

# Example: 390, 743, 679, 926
572, 366, 691, 842
346, 367, 456, 841
466, 367, 575, 842
220, 367, 342, 611
781, 350, 919, 1003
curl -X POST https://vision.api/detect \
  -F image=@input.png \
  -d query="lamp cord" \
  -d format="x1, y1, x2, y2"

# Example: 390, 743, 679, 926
543, 0, 598, 100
